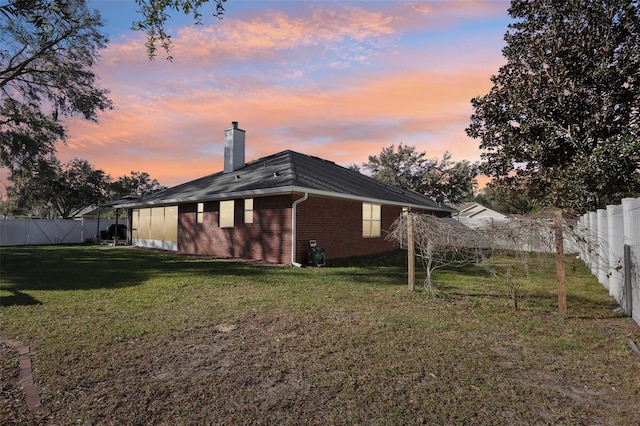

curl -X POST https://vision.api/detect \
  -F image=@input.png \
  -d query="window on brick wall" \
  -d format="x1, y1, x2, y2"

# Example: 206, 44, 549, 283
244, 198, 254, 224
219, 200, 235, 228
196, 202, 204, 223
362, 203, 381, 238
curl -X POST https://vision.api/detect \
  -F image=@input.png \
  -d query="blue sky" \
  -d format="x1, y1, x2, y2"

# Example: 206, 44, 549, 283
61, 0, 512, 187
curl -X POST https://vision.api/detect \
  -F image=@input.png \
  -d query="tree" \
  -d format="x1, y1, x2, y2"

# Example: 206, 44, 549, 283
364, 144, 428, 192
4, 155, 60, 218
386, 213, 486, 294
109, 171, 167, 198
363, 144, 479, 204
6, 157, 110, 218
466, 0, 640, 213
478, 215, 553, 310
2, 1, 229, 61
132, 0, 227, 59
424, 157, 479, 205
0, 0, 112, 171
473, 183, 535, 215
52, 158, 110, 218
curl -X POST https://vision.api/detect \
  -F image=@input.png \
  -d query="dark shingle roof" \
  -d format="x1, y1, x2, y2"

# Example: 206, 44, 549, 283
121, 150, 455, 213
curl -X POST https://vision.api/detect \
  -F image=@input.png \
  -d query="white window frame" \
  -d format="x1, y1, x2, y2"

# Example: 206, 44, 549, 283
219, 200, 235, 228
196, 202, 205, 224
362, 203, 381, 238
244, 198, 254, 224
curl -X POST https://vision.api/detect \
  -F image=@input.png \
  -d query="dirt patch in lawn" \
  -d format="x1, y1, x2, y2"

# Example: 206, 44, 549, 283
0, 343, 31, 425
2, 309, 636, 425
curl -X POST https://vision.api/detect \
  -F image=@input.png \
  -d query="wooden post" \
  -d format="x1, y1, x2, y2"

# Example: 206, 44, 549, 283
555, 209, 567, 314
407, 213, 415, 291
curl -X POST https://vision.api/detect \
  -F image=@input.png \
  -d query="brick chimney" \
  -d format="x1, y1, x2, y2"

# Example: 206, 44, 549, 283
224, 121, 245, 173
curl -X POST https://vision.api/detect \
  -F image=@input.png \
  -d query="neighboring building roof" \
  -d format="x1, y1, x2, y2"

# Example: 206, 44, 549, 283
120, 150, 455, 213
453, 202, 508, 219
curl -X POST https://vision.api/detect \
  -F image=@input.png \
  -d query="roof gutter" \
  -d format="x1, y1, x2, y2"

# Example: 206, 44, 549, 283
291, 192, 309, 267
118, 186, 454, 214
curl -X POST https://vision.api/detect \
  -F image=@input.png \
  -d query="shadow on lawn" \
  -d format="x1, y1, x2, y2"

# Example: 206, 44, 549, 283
0, 245, 300, 307
0, 289, 42, 307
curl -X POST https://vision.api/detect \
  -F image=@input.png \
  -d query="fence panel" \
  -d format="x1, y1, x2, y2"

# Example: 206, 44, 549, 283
622, 198, 640, 324
0, 219, 29, 246
589, 212, 600, 277
596, 209, 609, 288
28, 219, 56, 245
580, 198, 640, 326
0, 219, 118, 247
607, 204, 624, 303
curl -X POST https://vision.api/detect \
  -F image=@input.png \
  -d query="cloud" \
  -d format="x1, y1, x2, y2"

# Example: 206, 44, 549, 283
175, 7, 395, 57
100, 4, 398, 71
61, 62, 500, 186
59, 1, 509, 188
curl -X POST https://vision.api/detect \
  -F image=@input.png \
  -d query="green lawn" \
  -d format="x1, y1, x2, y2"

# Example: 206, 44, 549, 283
1, 245, 639, 424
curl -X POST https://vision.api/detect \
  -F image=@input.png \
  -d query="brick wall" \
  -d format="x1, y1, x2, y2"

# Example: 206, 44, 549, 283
178, 193, 446, 265
178, 195, 293, 264
294, 195, 403, 264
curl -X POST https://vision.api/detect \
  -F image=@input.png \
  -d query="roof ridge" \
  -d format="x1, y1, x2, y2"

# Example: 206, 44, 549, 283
120, 148, 455, 213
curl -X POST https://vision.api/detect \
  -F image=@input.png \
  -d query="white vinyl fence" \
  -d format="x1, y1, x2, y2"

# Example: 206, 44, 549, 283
578, 198, 640, 326
0, 218, 119, 247
454, 216, 509, 229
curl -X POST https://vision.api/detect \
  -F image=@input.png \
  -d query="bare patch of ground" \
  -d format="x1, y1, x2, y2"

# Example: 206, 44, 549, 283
4, 310, 639, 425
0, 343, 31, 425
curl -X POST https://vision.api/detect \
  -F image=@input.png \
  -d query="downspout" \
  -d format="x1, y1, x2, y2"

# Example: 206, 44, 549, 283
291, 192, 309, 267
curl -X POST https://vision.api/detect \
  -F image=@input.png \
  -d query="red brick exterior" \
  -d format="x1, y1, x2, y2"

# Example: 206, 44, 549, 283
294, 195, 401, 263
178, 195, 293, 264
177, 193, 443, 265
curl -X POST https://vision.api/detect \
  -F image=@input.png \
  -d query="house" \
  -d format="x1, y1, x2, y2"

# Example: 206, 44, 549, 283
120, 122, 455, 265
452, 202, 508, 229
453, 202, 508, 220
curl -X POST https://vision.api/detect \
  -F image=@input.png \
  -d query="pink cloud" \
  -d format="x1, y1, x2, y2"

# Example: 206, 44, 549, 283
61, 62, 501, 187
172, 6, 395, 59
58, 1, 509, 189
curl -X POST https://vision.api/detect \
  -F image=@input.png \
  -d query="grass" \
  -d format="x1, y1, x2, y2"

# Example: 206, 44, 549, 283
1, 245, 640, 424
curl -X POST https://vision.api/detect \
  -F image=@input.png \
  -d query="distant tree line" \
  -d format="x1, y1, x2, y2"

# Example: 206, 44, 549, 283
1, 158, 165, 219
351, 144, 479, 206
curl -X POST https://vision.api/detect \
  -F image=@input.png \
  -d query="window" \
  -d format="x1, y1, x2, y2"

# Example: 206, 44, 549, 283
132, 209, 139, 239
362, 203, 381, 238
150, 207, 165, 240
133, 206, 178, 244
164, 206, 178, 242
244, 198, 254, 224
219, 200, 235, 228
139, 208, 151, 239
196, 202, 204, 223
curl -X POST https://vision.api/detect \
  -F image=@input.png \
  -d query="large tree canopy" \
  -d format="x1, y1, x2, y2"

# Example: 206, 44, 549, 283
472, 182, 535, 215
466, 0, 640, 213
3, 160, 166, 218
6, 157, 109, 218
0, 0, 112, 170
363, 144, 478, 205
109, 171, 167, 199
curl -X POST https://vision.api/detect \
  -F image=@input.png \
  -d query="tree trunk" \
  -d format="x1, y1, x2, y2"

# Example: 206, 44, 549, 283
425, 242, 434, 294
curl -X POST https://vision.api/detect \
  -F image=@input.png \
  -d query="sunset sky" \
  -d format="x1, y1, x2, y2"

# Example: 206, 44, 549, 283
59, 0, 512, 188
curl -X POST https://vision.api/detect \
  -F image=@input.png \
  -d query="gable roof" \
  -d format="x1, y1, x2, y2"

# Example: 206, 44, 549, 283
453, 202, 507, 219
120, 150, 455, 213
